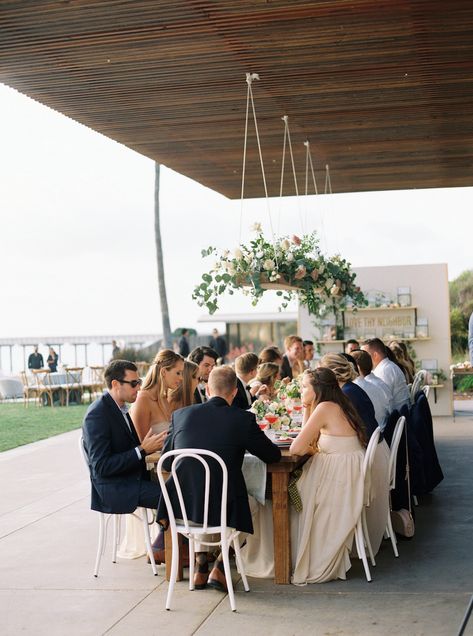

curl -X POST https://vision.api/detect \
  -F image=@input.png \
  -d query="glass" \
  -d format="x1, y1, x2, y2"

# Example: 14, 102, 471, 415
119, 379, 143, 388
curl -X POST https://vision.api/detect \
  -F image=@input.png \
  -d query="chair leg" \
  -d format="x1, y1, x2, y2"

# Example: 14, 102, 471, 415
141, 508, 157, 576
221, 535, 236, 611
112, 515, 121, 563
354, 521, 372, 582
386, 513, 399, 557
165, 530, 180, 611
188, 538, 195, 591
362, 509, 376, 567
233, 536, 250, 592
94, 514, 106, 577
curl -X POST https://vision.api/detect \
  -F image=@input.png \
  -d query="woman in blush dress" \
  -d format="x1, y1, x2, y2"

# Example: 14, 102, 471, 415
131, 349, 184, 441
240, 368, 366, 583
289, 368, 366, 584
320, 353, 390, 557
249, 362, 280, 401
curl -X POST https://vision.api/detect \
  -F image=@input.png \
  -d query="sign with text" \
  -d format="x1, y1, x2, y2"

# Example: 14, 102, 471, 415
344, 308, 416, 339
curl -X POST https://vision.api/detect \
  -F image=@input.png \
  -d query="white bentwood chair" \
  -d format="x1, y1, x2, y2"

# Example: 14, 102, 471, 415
78, 436, 157, 577
157, 449, 250, 612
385, 416, 406, 557
355, 427, 381, 582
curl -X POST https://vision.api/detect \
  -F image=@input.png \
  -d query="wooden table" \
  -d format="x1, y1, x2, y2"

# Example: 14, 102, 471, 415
147, 448, 305, 585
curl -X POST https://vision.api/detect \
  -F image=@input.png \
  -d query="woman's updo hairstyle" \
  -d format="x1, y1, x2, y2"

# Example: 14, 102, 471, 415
320, 353, 357, 383
142, 349, 183, 393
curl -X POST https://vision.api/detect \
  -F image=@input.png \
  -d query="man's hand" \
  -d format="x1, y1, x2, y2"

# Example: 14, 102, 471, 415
141, 428, 167, 454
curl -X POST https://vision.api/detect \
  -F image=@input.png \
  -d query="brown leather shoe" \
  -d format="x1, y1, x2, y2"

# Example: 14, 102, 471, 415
148, 546, 190, 567
208, 565, 228, 593
194, 569, 209, 589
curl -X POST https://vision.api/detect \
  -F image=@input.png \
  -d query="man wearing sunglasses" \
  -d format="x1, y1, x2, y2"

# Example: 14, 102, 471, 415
82, 360, 165, 515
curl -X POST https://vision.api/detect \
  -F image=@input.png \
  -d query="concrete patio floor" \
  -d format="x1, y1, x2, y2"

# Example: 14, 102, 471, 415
0, 405, 472, 635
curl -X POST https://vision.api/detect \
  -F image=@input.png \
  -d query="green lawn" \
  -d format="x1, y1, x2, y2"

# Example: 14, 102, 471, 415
0, 403, 89, 452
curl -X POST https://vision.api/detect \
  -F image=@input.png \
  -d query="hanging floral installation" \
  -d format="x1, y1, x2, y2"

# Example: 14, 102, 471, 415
192, 224, 367, 316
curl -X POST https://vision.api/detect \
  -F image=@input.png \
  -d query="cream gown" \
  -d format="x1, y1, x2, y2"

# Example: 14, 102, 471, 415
240, 433, 365, 584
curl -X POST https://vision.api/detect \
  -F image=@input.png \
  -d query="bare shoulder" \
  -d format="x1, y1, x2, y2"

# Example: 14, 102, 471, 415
314, 401, 339, 416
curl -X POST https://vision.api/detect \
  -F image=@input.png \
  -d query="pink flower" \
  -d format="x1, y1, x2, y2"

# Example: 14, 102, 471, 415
294, 265, 307, 280
291, 235, 301, 245
310, 268, 319, 281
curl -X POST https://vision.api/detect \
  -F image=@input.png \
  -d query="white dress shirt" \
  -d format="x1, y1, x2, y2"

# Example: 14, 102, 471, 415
373, 358, 410, 411
237, 375, 252, 407
354, 376, 391, 430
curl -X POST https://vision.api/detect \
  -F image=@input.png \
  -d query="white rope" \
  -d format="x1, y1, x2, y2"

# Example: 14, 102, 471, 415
279, 115, 304, 234
324, 163, 333, 194
303, 140, 318, 196
246, 73, 276, 240
239, 78, 252, 243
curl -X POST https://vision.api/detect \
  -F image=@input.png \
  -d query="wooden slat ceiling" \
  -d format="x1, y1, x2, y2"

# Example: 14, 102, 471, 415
1, 0, 473, 199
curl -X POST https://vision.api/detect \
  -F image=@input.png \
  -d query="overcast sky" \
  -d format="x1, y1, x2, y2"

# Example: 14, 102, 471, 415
1, 82, 471, 339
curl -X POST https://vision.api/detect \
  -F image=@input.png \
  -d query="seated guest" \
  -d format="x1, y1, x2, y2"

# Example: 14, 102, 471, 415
303, 340, 315, 369
351, 349, 392, 431
250, 362, 280, 401
241, 368, 366, 583
362, 338, 410, 411
388, 340, 415, 384
345, 339, 360, 354
232, 352, 259, 409
130, 350, 184, 441
280, 335, 304, 380
82, 360, 165, 516
320, 352, 390, 556
258, 346, 283, 373
188, 346, 219, 404
320, 353, 378, 439
158, 366, 281, 592
169, 360, 199, 411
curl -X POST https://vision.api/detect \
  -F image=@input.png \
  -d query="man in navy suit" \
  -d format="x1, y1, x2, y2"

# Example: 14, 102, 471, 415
82, 360, 166, 514
158, 365, 281, 592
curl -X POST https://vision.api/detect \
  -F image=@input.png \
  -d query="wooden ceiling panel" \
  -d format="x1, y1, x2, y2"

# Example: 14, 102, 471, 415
1, 0, 472, 198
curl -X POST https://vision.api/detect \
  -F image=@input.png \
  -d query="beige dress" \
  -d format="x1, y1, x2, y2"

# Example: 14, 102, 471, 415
240, 433, 365, 584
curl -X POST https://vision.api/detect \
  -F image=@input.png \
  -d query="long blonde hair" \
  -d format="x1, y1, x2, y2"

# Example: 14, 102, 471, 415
141, 349, 183, 417
169, 360, 199, 410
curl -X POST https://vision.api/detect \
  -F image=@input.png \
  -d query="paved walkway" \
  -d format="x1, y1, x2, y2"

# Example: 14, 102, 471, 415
0, 409, 472, 635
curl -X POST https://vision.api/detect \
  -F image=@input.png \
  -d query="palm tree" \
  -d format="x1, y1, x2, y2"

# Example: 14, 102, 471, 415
154, 163, 172, 348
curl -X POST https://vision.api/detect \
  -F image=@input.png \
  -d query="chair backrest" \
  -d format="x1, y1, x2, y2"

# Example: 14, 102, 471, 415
388, 416, 406, 490
157, 449, 228, 534
363, 427, 381, 479
66, 367, 83, 385
422, 385, 430, 399
78, 435, 90, 473
410, 370, 426, 403
32, 369, 52, 389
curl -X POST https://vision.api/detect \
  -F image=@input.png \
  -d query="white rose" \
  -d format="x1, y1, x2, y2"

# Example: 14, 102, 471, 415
223, 249, 230, 258
227, 263, 236, 275
234, 248, 243, 259
251, 222, 263, 232
325, 278, 334, 289
256, 251, 264, 259
286, 252, 294, 262
263, 259, 275, 271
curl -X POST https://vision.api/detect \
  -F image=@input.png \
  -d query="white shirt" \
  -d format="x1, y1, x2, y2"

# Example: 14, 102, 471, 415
354, 376, 391, 431
373, 358, 410, 411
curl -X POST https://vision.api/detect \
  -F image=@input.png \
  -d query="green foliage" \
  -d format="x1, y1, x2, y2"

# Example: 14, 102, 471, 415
449, 270, 473, 357
0, 403, 88, 452
113, 347, 154, 363
193, 226, 367, 317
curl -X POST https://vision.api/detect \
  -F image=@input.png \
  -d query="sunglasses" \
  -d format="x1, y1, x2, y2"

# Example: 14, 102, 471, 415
119, 379, 143, 388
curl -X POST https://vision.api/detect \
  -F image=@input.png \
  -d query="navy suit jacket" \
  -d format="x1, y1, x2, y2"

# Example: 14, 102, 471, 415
82, 392, 149, 513
342, 381, 380, 440
157, 397, 281, 533
231, 377, 254, 410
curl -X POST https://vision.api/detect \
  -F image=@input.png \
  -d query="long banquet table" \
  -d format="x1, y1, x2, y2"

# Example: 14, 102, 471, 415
147, 448, 306, 585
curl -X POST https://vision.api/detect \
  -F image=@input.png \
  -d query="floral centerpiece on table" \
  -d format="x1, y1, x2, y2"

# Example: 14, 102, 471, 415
250, 399, 290, 430
193, 224, 367, 316
284, 378, 302, 400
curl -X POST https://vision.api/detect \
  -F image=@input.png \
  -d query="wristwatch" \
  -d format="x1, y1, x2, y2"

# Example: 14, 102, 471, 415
138, 446, 146, 459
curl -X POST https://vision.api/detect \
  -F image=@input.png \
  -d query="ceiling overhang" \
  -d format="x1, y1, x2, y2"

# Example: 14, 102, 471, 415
1, 1, 473, 198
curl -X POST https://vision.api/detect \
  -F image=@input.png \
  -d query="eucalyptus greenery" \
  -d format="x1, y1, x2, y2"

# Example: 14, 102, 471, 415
193, 224, 367, 316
